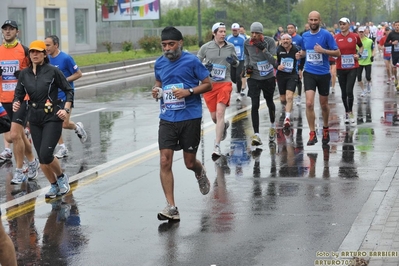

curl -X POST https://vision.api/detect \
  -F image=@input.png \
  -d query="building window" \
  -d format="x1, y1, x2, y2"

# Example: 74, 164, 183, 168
44, 9, 60, 43
75, 9, 88, 44
8, 8, 26, 45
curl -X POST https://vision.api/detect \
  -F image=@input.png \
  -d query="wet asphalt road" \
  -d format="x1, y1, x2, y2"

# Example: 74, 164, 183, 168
1, 58, 399, 266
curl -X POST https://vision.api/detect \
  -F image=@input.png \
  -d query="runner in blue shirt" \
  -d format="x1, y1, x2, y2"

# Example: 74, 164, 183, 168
152, 27, 212, 222
45, 35, 87, 159
226, 23, 247, 98
296, 11, 340, 146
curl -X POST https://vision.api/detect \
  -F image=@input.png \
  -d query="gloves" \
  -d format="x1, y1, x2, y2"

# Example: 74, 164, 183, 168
245, 65, 253, 76
370, 56, 374, 62
226, 56, 235, 65
205, 61, 213, 76
0, 68, 3, 76
205, 61, 213, 72
14, 70, 20, 79
253, 40, 268, 51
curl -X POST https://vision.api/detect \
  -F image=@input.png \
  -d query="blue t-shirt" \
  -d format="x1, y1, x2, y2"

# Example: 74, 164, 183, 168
291, 34, 303, 50
225, 34, 247, 61
48, 51, 80, 100
302, 28, 339, 75
154, 51, 209, 122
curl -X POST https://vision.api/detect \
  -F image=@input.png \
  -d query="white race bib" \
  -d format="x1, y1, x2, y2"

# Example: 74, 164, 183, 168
281, 58, 294, 73
257, 60, 273, 76
211, 64, 227, 81
361, 49, 368, 59
306, 50, 323, 65
1, 60, 19, 92
341, 54, 355, 68
163, 83, 186, 110
235, 46, 241, 57
386, 46, 392, 54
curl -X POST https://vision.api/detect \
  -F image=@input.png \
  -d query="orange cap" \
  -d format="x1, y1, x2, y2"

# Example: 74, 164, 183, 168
29, 40, 46, 51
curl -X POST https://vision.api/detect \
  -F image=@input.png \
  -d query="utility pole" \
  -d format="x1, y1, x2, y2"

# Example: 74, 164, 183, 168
198, 0, 202, 47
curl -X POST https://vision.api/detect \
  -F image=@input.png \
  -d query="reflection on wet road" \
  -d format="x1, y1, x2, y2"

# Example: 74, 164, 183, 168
2, 60, 399, 265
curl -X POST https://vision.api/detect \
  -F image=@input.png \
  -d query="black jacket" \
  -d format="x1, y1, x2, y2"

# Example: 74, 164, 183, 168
14, 63, 74, 124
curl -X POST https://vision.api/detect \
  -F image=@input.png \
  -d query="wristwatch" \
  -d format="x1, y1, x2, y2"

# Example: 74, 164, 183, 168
189, 88, 194, 95
64, 108, 70, 114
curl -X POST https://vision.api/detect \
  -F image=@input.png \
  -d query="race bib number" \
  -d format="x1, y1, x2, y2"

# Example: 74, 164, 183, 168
257, 60, 273, 76
211, 64, 227, 81
394, 43, 399, 52
1, 60, 19, 92
162, 83, 185, 110
306, 50, 323, 65
235, 46, 241, 57
361, 49, 368, 59
281, 58, 294, 73
386, 46, 392, 54
1, 60, 19, 81
341, 54, 355, 68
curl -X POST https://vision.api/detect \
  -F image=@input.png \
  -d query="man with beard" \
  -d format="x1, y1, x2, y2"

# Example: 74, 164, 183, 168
275, 34, 299, 128
334, 17, 363, 126
296, 11, 340, 146
244, 21, 277, 146
151, 27, 212, 222
0, 20, 39, 183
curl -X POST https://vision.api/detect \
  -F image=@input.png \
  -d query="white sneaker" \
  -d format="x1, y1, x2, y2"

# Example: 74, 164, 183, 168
55, 146, 69, 159
0, 148, 12, 161
213, 145, 221, 156
240, 88, 246, 96
295, 96, 301, 106
75, 122, 87, 143
349, 113, 356, 126
344, 113, 349, 124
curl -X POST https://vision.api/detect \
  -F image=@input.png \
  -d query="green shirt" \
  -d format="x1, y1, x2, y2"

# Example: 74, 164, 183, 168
358, 37, 374, 66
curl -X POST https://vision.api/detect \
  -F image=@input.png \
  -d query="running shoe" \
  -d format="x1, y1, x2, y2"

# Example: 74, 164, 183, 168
284, 117, 291, 128
196, 166, 210, 195
344, 113, 349, 124
212, 145, 221, 157
75, 122, 87, 143
10, 170, 26, 185
366, 82, 371, 93
45, 184, 60, 199
57, 174, 70, 195
222, 121, 230, 141
251, 135, 263, 146
157, 204, 180, 221
307, 131, 318, 146
322, 128, 330, 145
349, 113, 356, 126
269, 128, 276, 142
0, 148, 12, 161
27, 158, 40, 180
240, 88, 246, 96
295, 96, 301, 106
360, 90, 366, 97
55, 146, 69, 159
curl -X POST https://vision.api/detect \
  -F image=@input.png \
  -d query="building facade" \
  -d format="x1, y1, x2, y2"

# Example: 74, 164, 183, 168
0, 0, 97, 54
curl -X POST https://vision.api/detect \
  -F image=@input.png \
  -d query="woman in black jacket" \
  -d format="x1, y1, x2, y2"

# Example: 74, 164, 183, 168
13, 40, 74, 199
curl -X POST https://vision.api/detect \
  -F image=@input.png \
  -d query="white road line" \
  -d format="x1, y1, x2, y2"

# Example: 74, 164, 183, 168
71, 108, 106, 118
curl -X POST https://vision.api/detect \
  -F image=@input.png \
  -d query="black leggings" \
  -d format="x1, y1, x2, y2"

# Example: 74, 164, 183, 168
337, 68, 357, 113
231, 60, 245, 92
30, 121, 63, 164
247, 78, 276, 134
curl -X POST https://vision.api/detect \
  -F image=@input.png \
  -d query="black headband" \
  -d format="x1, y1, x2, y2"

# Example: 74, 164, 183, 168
161, 27, 183, 41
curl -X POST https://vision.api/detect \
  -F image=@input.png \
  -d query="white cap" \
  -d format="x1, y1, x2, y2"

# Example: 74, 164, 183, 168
212, 22, 226, 32
231, 23, 240, 30
358, 26, 365, 32
339, 17, 350, 24
356, 22, 360, 26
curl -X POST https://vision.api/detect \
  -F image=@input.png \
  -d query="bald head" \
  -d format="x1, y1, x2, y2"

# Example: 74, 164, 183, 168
308, 11, 321, 33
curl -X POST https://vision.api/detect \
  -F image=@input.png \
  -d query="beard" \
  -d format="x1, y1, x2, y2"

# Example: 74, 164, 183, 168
310, 24, 320, 31
163, 46, 182, 61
